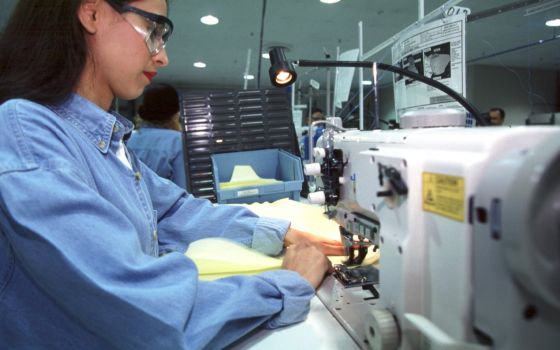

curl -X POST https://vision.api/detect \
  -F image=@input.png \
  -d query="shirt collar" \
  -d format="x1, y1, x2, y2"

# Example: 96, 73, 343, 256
50, 94, 134, 154
141, 121, 170, 130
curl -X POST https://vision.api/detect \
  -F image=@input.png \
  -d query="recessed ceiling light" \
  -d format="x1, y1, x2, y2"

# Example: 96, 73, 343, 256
362, 80, 372, 85
545, 18, 560, 27
193, 62, 206, 68
320, 0, 341, 3
200, 15, 219, 25
262, 53, 270, 59
244, 74, 255, 80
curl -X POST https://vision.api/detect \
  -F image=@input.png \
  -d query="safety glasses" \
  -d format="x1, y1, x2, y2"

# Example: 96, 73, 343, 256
106, 0, 174, 56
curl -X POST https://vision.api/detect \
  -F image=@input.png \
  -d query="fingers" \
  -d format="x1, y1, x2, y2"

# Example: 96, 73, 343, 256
281, 243, 332, 289
324, 238, 344, 245
284, 229, 348, 256
317, 241, 346, 256
322, 245, 346, 256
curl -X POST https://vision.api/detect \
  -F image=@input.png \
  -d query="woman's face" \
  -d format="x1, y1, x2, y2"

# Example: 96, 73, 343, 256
85, 0, 170, 106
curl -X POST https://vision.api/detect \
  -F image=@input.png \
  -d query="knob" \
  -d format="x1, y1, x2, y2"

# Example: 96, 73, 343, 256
366, 309, 400, 350
304, 163, 322, 176
307, 191, 326, 205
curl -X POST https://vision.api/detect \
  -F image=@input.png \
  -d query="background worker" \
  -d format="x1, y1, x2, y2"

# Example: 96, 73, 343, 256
128, 83, 187, 189
302, 107, 326, 161
488, 107, 506, 126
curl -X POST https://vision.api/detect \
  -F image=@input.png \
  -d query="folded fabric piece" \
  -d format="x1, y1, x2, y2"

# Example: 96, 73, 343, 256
185, 199, 380, 280
241, 198, 339, 239
219, 165, 280, 190
185, 238, 282, 281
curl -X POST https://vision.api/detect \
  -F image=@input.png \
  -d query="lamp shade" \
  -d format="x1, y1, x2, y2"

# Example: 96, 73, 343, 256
268, 47, 297, 87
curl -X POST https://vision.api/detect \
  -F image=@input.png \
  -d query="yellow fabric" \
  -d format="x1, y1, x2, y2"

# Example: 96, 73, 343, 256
184, 198, 380, 281
241, 198, 339, 239
185, 238, 282, 281
219, 165, 280, 190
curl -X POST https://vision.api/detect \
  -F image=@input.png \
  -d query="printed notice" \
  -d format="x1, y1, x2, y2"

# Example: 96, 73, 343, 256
392, 14, 466, 117
422, 172, 465, 222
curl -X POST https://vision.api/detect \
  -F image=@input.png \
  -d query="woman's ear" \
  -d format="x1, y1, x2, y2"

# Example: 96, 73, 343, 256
78, 0, 103, 34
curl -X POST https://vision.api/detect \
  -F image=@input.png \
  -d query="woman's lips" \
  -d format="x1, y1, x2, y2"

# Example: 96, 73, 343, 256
143, 71, 157, 81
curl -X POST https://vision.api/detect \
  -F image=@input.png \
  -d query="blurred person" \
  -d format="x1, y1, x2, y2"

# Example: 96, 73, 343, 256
488, 107, 506, 126
127, 83, 186, 188
302, 107, 326, 160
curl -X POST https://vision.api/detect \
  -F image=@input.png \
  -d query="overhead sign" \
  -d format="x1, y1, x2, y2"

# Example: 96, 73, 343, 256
392, 14, 467, 118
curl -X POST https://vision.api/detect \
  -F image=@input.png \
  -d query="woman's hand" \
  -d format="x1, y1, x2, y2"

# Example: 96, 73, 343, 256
284, 228, 345, 256
281, 243, 332, 289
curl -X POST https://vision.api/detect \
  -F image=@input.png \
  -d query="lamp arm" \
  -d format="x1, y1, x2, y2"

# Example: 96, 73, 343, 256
296, 60, 487, 126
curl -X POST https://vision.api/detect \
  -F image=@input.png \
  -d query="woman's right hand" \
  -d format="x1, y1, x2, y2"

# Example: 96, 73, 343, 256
281, 243, 332, 289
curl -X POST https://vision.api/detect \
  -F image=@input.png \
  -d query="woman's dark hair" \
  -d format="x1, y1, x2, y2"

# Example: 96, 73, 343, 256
138, 83, 179, 123
0, 0, 131, 105
311, 107, 323, 115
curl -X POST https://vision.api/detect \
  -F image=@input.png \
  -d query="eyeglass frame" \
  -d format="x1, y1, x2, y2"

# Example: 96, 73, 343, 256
105, 0, 174, 56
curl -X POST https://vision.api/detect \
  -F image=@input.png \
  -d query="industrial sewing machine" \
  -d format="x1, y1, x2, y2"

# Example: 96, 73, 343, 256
304, 118, 560, 350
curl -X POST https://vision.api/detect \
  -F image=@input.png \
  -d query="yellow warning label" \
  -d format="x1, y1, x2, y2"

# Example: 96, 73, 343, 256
422, 172, 465, 222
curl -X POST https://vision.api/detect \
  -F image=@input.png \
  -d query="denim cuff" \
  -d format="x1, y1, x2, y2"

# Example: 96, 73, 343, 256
258, 270, 315, 329
251, 216, 290, 256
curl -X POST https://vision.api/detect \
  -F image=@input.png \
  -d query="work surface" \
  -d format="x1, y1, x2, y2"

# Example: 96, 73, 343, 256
229, 296, 360, 350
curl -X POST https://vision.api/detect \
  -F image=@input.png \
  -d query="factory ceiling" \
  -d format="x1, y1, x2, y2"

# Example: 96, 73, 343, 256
1, 0, 559, 90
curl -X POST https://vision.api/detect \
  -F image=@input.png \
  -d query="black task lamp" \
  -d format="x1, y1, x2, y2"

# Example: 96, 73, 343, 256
268, 47, 488, 126
268, 47, 298, 87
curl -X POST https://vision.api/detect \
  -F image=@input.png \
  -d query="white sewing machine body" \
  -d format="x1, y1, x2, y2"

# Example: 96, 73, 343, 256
311, 126, 560, 349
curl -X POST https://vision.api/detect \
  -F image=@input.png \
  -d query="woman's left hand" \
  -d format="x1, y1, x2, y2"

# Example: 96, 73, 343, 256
284, 228, 346, 256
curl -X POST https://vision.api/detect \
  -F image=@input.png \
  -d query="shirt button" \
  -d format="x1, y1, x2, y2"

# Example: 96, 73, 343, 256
97, 140, 106, 149
113, 125, 119, 133
152, 230, 158, 240
134, 172, 142, 181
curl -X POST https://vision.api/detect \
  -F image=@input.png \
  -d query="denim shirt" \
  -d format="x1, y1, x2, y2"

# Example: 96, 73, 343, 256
0, 95, 314, 350
127, 126, 187, 190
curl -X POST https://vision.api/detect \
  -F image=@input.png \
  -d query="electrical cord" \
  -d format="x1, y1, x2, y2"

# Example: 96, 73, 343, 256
256, 0, 267, 89
297, 60, 488, 126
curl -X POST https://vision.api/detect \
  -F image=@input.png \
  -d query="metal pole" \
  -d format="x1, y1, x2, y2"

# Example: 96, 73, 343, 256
332, 46, 340, 118
359, 21, 364, 130
419, 0, 425, 20
291, 82, 295, 113
243, 48, 252, 90
308, 86, 314, 162
326, 68, 331, 116
372, 63, 380, 129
